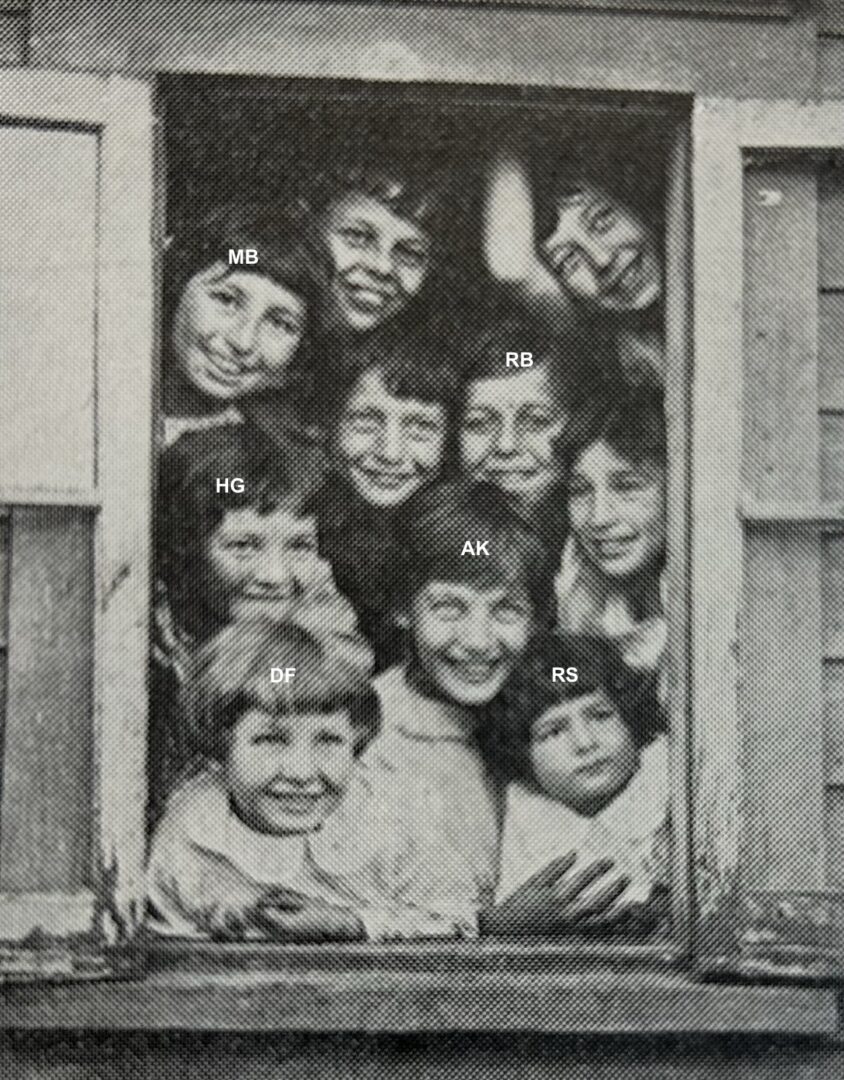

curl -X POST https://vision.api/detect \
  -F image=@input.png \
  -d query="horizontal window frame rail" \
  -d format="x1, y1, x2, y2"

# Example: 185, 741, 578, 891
1, 942, 836, 1034
426, 1, 794, 18
740, 499, 844, 529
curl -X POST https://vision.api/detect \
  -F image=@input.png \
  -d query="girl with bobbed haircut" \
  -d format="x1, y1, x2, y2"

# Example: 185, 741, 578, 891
480, 632, 664, 789
482, 632, 670, 936
182, 619, 380, 767
157, 424, 325, 645
162, 201, 325, 445
304, 156, 454, 344
390, 478, 558, 628
554, 382, 667, 679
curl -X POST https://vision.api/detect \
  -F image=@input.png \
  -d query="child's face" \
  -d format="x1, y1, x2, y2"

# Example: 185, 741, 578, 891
226, 707, 356, 834
321, 193, 431, 332
206, 506, 337, 622
459, 364, 566, 512
529, 689, 639, 816
409, 580, 531, 706
337, 368, 446, 508
540, 184, 661, 313
568, 440, 665, 580
172, 265, 305, 402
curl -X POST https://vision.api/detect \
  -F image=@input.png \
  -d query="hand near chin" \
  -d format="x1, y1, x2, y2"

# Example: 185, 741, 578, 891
253, 888, 366, 943
479, 853, 631, 937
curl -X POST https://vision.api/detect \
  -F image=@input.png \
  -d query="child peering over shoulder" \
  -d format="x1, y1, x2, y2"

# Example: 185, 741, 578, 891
147, 618, 472, 942
479, 632, 669, 939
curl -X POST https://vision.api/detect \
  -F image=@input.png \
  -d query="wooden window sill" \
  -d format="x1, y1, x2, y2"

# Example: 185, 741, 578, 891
0, 940, 837, 1034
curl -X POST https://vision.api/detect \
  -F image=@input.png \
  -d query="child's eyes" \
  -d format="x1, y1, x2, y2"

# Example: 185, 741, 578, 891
252, 733, 290, 746
288, 536, 318, 553
521, 410, 555, 432
404, 417, 442, 441
462, 411, 495, 434
222, 536, 262, 554
316, 731, 348, 748
588, 205, 617, 234
493, 602, 528, 624
430, 601, 464, 620
395, 244, 428, 269
613, 475, 648, 494
556, 247, 584, 277
340, 227, 372, 248
266, 310, 302, 335
346, 410, 380, 433
533, 722, 567, 743
210, 288, 240, 309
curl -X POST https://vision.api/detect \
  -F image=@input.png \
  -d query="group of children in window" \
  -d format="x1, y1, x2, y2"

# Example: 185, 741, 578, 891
148, 146, 669, 943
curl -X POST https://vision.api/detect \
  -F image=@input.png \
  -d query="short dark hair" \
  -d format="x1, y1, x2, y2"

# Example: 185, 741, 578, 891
557, 382, 666, 476
390, 479, 556, 621
460, 313, 590, 413
329, 330, 460, 424
165, 201, 322, 329
157, 426, 323, 640
311, 160, 448, 236
481, 632, 664, 786
183, 619, 380, 764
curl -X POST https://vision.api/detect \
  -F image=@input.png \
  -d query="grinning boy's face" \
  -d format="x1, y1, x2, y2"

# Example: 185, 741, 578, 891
529, 689, 639, 816
206, 505, 338, 623
226, 707, 356, 834
337, 368, 446, 508
568, 440, 665, 580
541, 184, 661, 313
172, 265, 305, 402
408, 580, 532, 706
459, 364, 566, 513
321, 193, 431, 333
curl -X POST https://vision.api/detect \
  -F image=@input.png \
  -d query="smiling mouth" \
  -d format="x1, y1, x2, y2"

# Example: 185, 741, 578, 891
341, 283, 396, 311
446, 659, 501, 685
576, 758, 611, 778
355, 466, 415, 490
594, 537, 637, 559
485, 467, 540, 485
264, 792, 324, 815
604, 251, 643, 296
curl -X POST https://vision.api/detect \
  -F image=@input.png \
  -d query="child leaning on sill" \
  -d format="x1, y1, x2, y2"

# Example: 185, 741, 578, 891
477, 632, 670, 939
146, 617, 476, 942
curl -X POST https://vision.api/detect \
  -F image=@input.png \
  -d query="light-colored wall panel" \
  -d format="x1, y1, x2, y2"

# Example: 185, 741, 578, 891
0, 506, 94, 893
820, 412, 844, 500
824, 660, 844, 788
819, 169, 844, 288
820, 293, 844, 411
29, 0, 816, 97
822, 533, 844, 658
0, 125, 98, 495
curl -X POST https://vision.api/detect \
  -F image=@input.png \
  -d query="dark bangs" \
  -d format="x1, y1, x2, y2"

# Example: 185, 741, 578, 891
480, 633, 665, 785
392, 480, 556, 621
557, 382, 666, 475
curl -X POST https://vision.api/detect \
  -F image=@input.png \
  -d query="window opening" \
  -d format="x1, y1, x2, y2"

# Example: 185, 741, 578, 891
149, 75, 681, 953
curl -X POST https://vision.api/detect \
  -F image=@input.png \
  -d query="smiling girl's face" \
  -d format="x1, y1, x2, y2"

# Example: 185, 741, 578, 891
321, 193, 431, 333
172, 264, 306, 402
568, 440, 665, 580
337, 368, 446, 508
408, 580, 532, 706
459, 363, 566, 513
206, 505, 335, 624
541, 184, 661, 314
226, 706, 355, 834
